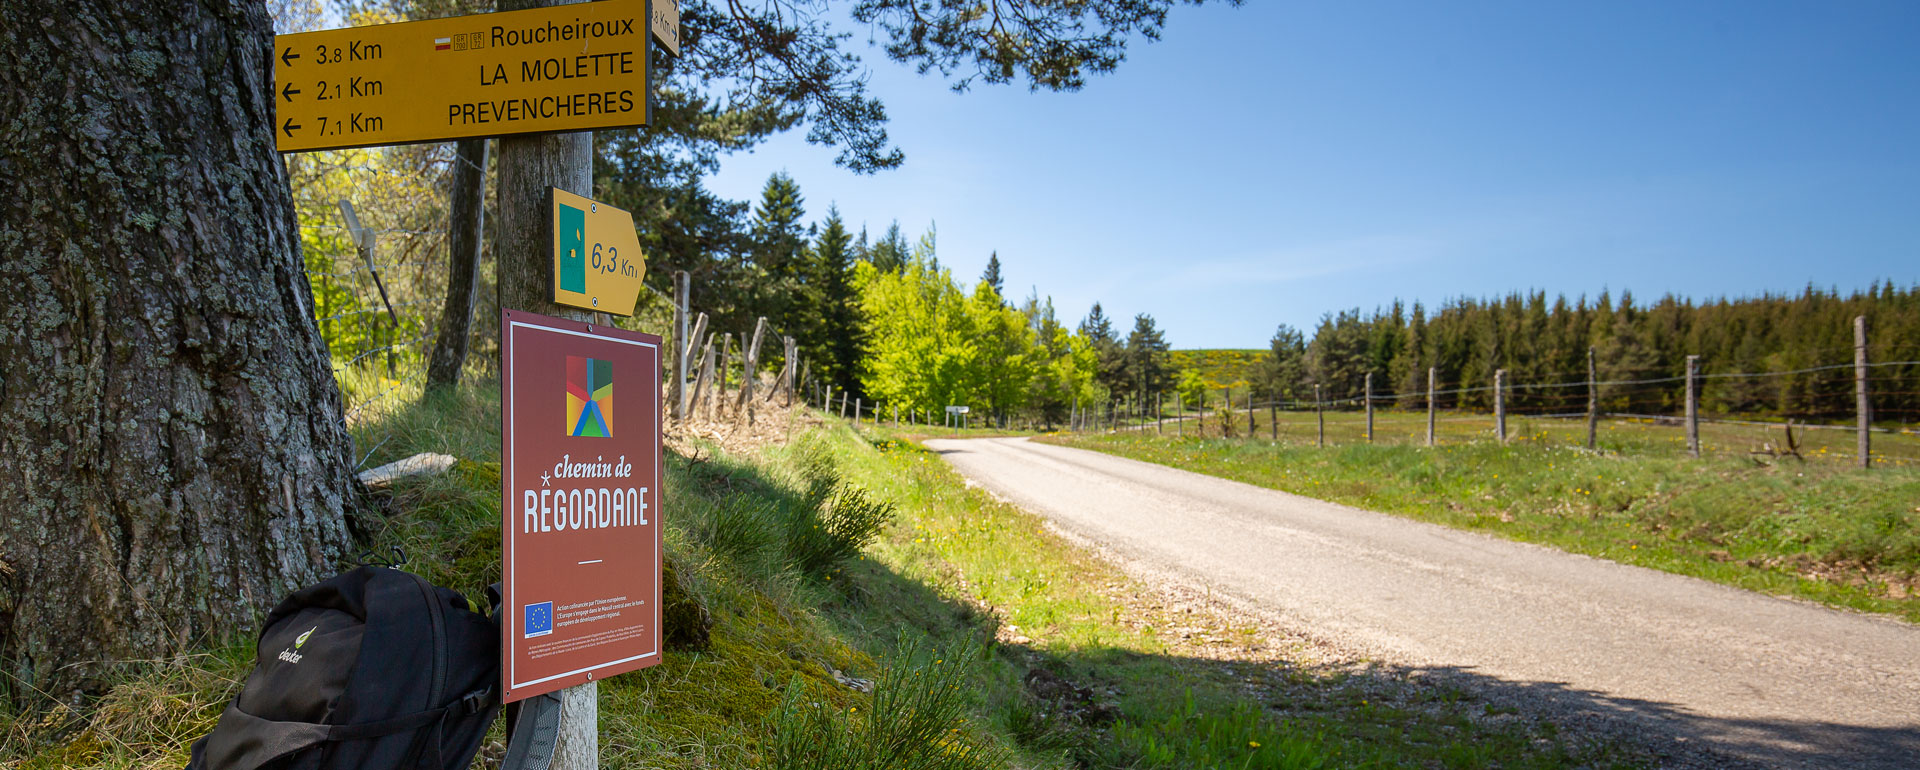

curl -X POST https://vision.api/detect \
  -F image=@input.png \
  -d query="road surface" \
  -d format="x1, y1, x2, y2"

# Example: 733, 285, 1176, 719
925, 436, 1920, 769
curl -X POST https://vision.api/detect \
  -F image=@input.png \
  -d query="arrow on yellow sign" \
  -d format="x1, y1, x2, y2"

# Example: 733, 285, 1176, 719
550, 188, 647, 317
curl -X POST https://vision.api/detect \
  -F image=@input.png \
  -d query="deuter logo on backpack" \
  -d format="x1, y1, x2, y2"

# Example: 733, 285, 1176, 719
276, 625, 317, 664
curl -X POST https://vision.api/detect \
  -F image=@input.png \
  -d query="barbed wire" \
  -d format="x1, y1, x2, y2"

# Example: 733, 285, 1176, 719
1075, 350, 1920, 467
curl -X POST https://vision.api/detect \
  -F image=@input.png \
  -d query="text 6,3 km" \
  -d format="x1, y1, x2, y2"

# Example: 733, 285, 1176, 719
592, 243, 637, 278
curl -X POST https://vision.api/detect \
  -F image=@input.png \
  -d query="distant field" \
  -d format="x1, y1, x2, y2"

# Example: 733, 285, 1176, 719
1166, 349, 1264, 389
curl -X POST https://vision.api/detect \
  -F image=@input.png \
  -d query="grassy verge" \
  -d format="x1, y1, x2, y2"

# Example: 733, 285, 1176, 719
1044, 432, 1920, 622
5, 384, 1664, 770
1, 384, 1034, 769
822, 422, 1659, 768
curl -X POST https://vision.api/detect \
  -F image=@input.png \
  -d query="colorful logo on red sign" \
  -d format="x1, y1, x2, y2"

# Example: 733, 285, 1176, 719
566, 356, 613, 437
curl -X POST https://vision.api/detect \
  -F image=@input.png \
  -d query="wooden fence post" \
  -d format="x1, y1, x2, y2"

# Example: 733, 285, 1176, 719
1175, 393, 1182, 437
671, 271, 688, 421
718, 333, 732, 400
855, 397, 862, 426
1269, 392, 1277, 441
691, 332, 715, 420
1314, 384, 1324, 448
1426, 367, 1437, 448
681, 311, 707, 419
1586, 347, 1598, 450
1364, 372, 1374, 444
736, 318, 767, 425
1685, 355, 1700, 458
1857, 315, 1871, 469
1495, 369, 1507, 444
774, 336, 796, 406
1246, 391, 1255, 435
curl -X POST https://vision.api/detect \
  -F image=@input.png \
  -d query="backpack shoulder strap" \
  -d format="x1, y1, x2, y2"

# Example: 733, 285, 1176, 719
500, 691, 563, 770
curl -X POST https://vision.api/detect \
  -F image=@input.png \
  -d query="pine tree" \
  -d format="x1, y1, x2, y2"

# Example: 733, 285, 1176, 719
1262, 324, 1308, 401
982, 251, 1005, 298
870, 221, 909, 272
1080, 302, 1128, 395
749, 172, 812, 354
750, 172, 807, 275
1125, 314, 1174, 410
1393, 303, 1427, 407
814, 206, 862, 398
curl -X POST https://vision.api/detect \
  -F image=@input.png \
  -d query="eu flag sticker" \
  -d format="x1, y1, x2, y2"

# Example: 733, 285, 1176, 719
524, 601, 554, 638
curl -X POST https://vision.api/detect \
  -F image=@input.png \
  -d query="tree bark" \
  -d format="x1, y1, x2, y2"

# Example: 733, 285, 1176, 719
426, 138, 490, 390
0, 0, 356, 702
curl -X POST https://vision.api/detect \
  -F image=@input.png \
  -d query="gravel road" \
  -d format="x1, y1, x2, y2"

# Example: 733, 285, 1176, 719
924, 436, 1920, 769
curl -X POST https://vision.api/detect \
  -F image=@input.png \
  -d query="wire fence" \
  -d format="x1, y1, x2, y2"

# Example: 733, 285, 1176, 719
1066, 332, 1920, 470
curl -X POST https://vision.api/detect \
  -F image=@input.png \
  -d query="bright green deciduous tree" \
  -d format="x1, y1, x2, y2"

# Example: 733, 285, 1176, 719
968, 281, 1036, 424
854, 253, 978, 412
1025, 296, 1097, 428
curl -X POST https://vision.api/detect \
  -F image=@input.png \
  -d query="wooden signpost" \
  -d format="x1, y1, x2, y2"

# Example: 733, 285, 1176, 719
275, 2, 676, 765
272, 0, 650, 152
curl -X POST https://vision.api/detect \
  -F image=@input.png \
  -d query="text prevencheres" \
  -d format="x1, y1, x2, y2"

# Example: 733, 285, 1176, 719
523, 487, 649, 533
450, 90, 636, 126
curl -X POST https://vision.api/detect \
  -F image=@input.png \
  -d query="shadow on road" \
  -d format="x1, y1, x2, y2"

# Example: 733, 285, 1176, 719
1384, 664, 1919, 770
835, 526, 1914, 769
686, 438, 1912, 769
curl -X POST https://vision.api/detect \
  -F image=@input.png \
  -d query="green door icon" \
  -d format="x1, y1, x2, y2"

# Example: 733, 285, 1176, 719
559, 203, 586, 293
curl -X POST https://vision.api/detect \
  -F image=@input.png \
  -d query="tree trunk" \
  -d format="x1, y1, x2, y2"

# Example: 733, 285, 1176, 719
0, 0, 357, 702
492, 1, 600, 762
426, 138, 490, 390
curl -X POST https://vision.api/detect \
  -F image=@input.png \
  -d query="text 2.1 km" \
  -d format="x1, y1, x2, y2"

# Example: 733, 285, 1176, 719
273, 0, 649, 154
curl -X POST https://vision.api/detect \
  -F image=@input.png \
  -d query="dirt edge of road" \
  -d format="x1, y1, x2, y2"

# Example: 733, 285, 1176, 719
956, 471, 1767, 770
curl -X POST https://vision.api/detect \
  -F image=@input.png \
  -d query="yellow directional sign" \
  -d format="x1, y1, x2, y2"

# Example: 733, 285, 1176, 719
274, 0, 649, 153
550, 188, 647, 316
651, 0, 679, 56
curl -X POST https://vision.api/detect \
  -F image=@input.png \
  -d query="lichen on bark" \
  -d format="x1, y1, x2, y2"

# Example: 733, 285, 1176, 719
0, 0, 357, 703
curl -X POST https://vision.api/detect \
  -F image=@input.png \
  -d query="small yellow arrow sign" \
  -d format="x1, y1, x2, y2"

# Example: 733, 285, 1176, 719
551, 188, 647, 316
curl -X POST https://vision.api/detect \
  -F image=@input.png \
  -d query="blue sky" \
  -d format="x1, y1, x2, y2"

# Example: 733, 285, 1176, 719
707, 1, 1920, 349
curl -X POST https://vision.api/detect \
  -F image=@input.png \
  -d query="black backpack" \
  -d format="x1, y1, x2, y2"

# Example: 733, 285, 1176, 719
187, 566, 503, 770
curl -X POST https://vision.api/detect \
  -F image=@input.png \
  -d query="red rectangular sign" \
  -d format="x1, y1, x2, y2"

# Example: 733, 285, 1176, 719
500, 309, 662, 702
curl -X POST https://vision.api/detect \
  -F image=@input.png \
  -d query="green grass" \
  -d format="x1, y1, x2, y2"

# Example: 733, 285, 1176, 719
1046, 430, 1920, 622
5, 383, 1663, 770
0, 383, 1031, 769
